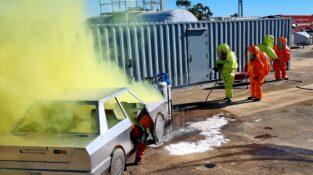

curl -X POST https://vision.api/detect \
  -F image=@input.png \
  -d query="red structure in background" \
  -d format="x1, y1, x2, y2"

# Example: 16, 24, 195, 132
279, 15, 313, 31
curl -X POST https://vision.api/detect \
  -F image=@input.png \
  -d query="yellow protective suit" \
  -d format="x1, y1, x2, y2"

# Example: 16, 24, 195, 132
215, 44, 238, 100
258, 35, 278, 61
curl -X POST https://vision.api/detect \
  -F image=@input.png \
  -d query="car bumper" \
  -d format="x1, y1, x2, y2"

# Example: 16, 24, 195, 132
0, 169, 92, 175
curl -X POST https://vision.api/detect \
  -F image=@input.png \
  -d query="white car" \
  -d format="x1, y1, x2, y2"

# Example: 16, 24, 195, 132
0, 88, 171, 175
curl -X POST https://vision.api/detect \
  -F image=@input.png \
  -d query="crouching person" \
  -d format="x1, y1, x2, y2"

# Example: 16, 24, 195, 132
247, 45, 270, 101
130, 107, 156, 165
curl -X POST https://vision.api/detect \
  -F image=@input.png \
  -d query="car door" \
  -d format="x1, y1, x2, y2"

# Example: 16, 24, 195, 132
115, 91, 145, 124
102, 97, 134, 155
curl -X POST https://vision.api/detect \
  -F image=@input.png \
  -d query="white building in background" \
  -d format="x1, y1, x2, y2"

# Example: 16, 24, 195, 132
88, 9, 198, 24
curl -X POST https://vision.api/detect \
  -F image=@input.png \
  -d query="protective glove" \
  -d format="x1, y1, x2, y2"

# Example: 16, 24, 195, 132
213, 67, 219, 72
217, 63, 223, 69
254, 76, 259, 80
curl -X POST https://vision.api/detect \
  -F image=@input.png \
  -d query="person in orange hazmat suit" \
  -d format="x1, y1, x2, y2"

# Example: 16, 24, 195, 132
130, 107, 155, 165
273, 37, 291, 80
247, 45, 270, 101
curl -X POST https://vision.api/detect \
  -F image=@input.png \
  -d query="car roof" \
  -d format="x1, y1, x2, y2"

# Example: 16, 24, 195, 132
50, 87, 128, 102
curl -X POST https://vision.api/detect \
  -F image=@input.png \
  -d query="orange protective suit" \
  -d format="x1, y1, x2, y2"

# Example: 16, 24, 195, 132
273, 37, 291, 80
247, 45, 270, 100
130, 113, 154, 164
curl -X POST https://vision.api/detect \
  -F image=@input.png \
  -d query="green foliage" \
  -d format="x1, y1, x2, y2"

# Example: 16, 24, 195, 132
188, 3, 213, 20
176, 0, 191, 9
176, 1, 213, 20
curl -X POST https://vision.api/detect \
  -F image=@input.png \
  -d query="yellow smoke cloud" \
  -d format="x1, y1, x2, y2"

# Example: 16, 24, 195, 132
0, 0, 162, 133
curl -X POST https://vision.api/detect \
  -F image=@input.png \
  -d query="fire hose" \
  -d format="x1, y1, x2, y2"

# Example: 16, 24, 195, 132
205, 79, 313, 103
204, 63, 313, 103
204, 68, 221, 103
205, 80, 219, 103
205, 68, 250, 103
266, 79, 313, 90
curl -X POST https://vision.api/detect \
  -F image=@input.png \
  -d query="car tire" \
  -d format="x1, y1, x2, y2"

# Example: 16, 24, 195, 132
109, 148, 125, 175
155, 115, 165, 141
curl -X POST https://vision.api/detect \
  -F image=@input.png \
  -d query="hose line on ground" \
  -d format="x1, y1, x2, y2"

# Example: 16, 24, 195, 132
205, 80, 219, 102
266, 79, 313, 90
205, 79, 313, 103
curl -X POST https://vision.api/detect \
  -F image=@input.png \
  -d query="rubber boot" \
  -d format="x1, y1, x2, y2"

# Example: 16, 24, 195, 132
253, 84, 262, 101
281, 63, 288, 80
247, 96, 255, 100
135, 142, 146, 165
225, 98, 232, 103
273, 61, 281, 80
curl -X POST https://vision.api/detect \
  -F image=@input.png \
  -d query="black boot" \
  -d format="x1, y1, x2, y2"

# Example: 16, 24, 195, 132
253, 98, 261, 102
247, 96, 254, 100
225, 98, 232, 103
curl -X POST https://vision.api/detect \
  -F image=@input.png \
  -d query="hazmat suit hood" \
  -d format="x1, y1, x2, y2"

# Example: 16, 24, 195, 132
216, 43, 238, 77
278, 37, 288, 48
258, 35, 277, 60
262, 35, 275, 48
248, 45, 260, 55
217, 43, 231, 60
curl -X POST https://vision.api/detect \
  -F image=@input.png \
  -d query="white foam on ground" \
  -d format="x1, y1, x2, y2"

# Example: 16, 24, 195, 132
164, 113, 231, 156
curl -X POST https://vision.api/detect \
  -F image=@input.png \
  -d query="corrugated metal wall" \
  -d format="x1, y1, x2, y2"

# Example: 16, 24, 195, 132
90, 18, 291, 87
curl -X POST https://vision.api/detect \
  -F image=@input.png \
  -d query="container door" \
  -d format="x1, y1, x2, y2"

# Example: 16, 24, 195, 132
187, 29, 210, 84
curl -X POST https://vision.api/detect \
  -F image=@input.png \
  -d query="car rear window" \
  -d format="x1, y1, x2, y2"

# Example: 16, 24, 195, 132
12, 102, 98, 135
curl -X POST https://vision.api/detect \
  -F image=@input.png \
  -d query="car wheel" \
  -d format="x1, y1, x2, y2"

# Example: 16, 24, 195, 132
155, 115, 165, 141
109, 148, 125, 175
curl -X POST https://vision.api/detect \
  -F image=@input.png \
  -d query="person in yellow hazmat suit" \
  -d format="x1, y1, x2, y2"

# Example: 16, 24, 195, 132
258, 35, 279, 75
213, 44, 238, 103
258, 35, 278, 60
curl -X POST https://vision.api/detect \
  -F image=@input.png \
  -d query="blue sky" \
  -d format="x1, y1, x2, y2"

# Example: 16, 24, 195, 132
85, 0, 313, 17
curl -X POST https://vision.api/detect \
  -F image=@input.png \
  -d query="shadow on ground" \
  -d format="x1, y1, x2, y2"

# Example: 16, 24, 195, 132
173, 99, 252, 112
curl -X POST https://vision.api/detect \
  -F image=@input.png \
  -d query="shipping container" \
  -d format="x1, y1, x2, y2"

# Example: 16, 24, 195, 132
90, 18, 292, 87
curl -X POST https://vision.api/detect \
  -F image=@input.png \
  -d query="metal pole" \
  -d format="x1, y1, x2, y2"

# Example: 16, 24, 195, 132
238, 0, 243, 17
99, 0, 102, 18
111, 0, 114, 12
119, 0, 121, 11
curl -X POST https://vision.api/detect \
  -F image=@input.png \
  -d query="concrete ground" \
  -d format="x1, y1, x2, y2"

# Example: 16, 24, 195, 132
125, 45, 313, 175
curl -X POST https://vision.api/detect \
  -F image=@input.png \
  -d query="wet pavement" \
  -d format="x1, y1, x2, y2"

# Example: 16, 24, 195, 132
125, 46, 313, 175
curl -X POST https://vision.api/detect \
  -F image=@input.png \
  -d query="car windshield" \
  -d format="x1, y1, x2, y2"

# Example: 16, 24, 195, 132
12, 102, 98, 135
